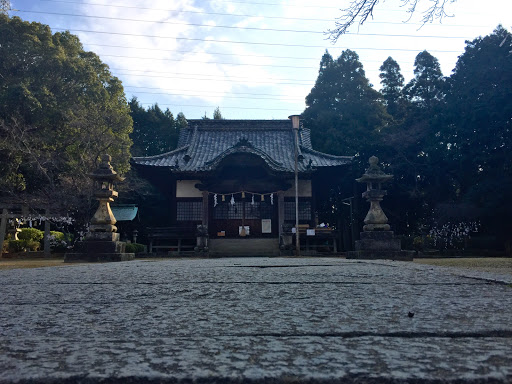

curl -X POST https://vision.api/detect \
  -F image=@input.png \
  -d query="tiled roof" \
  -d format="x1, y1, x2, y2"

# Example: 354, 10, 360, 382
132, 119, 352, 174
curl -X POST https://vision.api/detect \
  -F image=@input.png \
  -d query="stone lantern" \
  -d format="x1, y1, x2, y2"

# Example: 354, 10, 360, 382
356, 156, 393, 232
65, 155, 135, 262
88, 154, 123, 235
347, 156, 414, 261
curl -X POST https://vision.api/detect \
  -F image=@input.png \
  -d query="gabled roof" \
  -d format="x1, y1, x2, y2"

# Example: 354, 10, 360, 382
132, 119, 352, 174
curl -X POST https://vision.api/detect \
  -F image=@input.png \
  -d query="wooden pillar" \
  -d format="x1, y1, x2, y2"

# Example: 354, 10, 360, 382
170, 178, 177, 226
310, 177, 316, 227
202, 191, 209, 228
0, 208, 8, 255
44, 208, 51, 257
278, 192, 284, 238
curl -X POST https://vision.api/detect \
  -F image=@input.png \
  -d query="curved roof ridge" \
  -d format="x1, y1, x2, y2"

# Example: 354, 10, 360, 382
131, 145, 189, 162
185, 119, 292, 131
300, 146, 354, 161
203, 144, 288, 172
184, 124, 200, 157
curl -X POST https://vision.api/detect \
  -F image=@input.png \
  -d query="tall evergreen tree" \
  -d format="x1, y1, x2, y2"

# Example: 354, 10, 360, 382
303, 49, 391, 241
443, 25, 512, 245
129, 98, 179, 157
404, 50, 445, 112
213, 107, 223, 120
303, 49, 389, 156
176, 112, 188, 132
379, 57, 407, 119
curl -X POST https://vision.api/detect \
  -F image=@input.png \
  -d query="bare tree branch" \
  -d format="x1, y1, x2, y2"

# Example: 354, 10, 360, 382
327, 0, 457, 43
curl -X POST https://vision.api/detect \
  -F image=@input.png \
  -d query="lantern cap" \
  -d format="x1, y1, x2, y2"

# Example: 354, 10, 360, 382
89, 154, 124, 182
356, 156, 393, 184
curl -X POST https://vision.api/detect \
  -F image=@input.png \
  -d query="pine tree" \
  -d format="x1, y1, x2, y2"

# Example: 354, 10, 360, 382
379, 56, 406, 119
129, 98, 179, 156
303, 49, 389, 156
404, 50, 445, 112
213, 107, 223, 120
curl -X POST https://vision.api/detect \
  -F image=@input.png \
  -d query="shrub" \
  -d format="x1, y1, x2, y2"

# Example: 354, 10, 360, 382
18, 228, 44, 242
25, 239, 41, 251
50, 231, 65, 241
8, 240, 25, 253
48, 231, 71, 252
125, 243, 145, 253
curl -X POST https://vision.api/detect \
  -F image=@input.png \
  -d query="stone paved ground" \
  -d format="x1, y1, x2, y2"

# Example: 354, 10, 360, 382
1, 257, 511, 384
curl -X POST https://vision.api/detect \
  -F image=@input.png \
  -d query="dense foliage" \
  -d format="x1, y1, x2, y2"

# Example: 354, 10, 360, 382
305, 26, 512, 251
0, 16, 132, 210
129, 98, 182, 157
303, 49, 389, 156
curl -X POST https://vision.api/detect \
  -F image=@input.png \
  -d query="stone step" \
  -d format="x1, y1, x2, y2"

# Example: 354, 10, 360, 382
209, 238, 279, 257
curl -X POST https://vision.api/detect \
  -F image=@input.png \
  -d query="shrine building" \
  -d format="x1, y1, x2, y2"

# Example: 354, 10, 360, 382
131, 116, 352, 255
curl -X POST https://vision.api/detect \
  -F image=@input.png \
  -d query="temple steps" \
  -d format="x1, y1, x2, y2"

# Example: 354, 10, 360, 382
209, 238, 280, 257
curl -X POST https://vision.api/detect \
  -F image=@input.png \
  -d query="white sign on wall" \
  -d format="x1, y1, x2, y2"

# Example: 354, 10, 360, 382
261, 219, 272, 233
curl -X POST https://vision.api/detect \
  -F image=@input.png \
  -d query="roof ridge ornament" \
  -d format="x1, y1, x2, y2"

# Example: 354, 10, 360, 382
234, 136, 252, 148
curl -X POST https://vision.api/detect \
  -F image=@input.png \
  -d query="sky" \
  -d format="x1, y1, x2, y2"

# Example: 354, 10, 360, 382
8, 0, 512, 120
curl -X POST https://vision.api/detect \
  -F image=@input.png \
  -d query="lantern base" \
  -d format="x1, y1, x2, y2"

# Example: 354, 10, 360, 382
64, 252, 135, 263
346, 249, 414, 261
347, 231, 414, 261
64, 234, 135, 263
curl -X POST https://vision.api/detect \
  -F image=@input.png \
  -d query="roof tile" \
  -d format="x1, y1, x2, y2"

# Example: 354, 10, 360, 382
132, 119, 351, 173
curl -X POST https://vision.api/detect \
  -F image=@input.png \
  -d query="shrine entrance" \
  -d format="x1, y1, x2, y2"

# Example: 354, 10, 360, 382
210, 196, 279, 238
195, 152, 289, 239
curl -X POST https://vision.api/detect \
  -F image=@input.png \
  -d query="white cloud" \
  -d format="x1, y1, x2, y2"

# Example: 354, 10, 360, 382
12, 0, 512, 118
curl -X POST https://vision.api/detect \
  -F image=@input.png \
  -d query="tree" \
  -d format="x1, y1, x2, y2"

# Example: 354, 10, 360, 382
403, 50, 445, 112
303, 49, 389, 156
303, 49, 391, 241
379, 57, 407, 119
0, 16, 132, 211
213, 107, 223, 120
442, 25, 512, 244
129, 98, 179, 156
176, 112, 188, 132
328, 0, 458, 41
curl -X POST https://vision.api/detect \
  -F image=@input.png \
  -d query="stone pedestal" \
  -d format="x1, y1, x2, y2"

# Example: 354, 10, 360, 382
347, 231, 414, 261
64, 232, 135, 262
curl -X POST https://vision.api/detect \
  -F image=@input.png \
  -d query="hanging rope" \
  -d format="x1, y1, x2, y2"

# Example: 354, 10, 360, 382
208, 189, 280, 206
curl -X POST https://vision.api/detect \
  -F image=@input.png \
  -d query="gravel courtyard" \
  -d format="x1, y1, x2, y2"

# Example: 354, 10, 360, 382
1, 257, 511, 383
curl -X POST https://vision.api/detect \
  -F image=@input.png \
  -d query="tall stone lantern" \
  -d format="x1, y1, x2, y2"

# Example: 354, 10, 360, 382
357, 156, 393, 232
65, 155, 135, 262
347, 156, 414, 261
89, 154, 123, 235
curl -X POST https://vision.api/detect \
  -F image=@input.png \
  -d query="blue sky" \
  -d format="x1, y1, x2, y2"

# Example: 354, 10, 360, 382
9, 0, 512, 119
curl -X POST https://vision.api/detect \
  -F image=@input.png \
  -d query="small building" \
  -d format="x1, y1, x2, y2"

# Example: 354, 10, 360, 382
132, 117, 351, 255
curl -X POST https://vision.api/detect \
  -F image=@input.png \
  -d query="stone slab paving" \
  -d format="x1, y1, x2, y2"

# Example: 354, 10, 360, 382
0, 257, 511, 383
